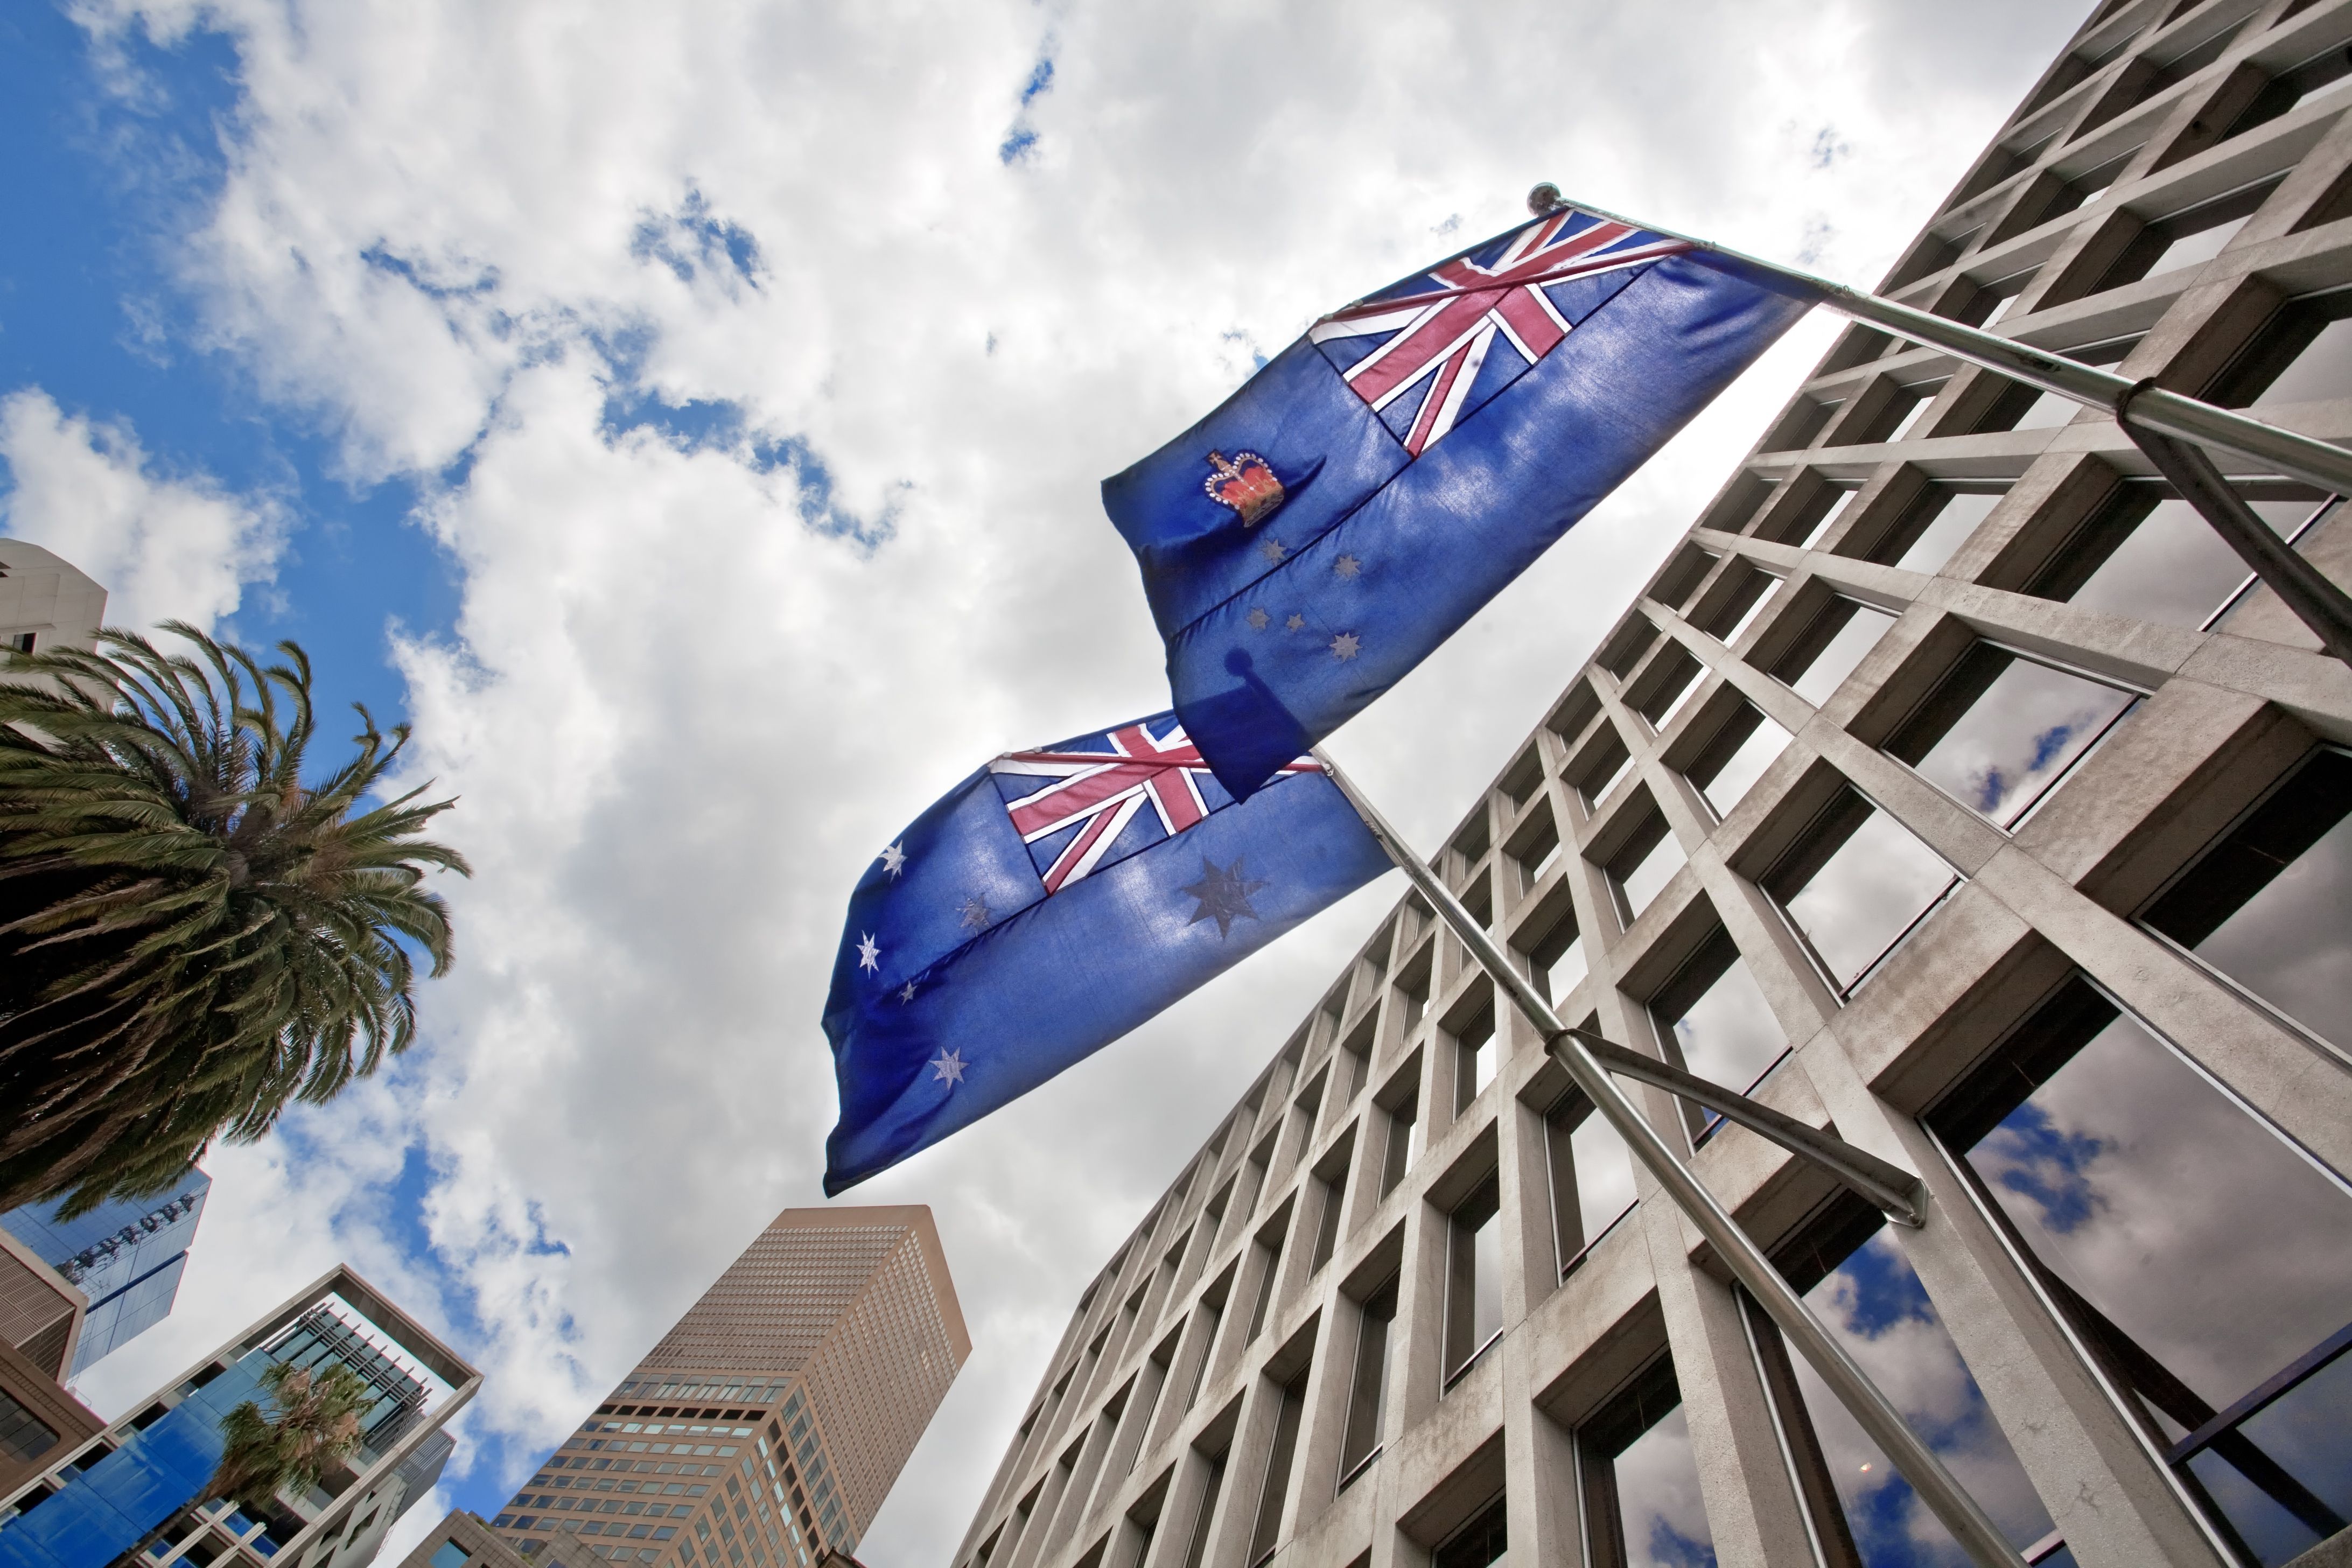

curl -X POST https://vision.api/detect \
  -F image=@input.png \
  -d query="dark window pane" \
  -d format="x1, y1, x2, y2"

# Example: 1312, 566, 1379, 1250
1887, 645, 2138, 829
2256, 318, 2352, 407
1937, 983, 2352, 1566
1336, 1283, 1395, 1486
1445, 1180, 1503, 1381
1685, 702, 1792, 820
2142, 748, 2352, 1052
1548, 1096, 1638, 1276
1432, 1496, 1507, 1568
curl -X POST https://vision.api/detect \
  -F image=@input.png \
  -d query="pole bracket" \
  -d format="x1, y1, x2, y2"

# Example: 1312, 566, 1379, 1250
1549, 1026, 1926, 1228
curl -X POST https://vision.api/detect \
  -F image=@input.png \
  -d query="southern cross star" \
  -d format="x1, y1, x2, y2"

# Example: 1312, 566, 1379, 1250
856, 932, 880, 972
929, 1048, 967, 1086
1247, 607, 1270, 630
899, 981, 918, 1003
1331, 632, 1361, 661
960, 895, 993, 929
1179, 856, 1269, 939
1334, 555, 1361, 579
1285, 613, 1306, 632
880, 842, 906, 877
1259, 537, 1288, 563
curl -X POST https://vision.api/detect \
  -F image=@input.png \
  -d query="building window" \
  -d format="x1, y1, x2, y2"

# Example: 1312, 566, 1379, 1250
1650, 927, 1787, 1123
1747, 1199, 2059, 1565
1701, 563, 1785, 648
2032, 487, 2322, 629
1870, 488, 2003, 576
1633, 647, 1704, 734
1508, 807, 1562, 894
1514, 895, 1585, 1005
1574, 729, 1634, 811
1178, 1455, 1224, 1568
1683, 701, 1791, 821
2214, 292, 2352, 411
1576, 1354, 1712, 1568
1378, 1069, 1418, 1197
1545, 1090, 1638, 1278
1443, 1177, 1504, 1388
1336, 1280, 1397, 1490
1243, 1369, 1306, 1568
1760, 787, 1958, 997
1605, 806, 1686, 927
2139, 747, 2352, 1053
1432, 1494, 1507, 1568
1451, 1000, 1496, 1113
1242, 1228, 1284, 1346
1884, 642, 2138, 830
1771, 596, 1898, 706
1931, 977, 2352, 1566
1308, 1141, 1350, 1274
0, 1389, 58, 1464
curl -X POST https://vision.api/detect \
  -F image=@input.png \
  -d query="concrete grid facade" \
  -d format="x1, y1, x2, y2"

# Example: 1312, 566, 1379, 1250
957, 2, 2352, 1567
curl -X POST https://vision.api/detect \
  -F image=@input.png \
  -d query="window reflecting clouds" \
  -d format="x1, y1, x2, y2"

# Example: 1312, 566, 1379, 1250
1764, 792, 1957, 993
1758, 1219, 2058, 1567
1887, 645, 2138, 828
1579, 1357, 1716, 1568
1936, 981, 2352, 1566
2045, 494, 2312, 629
1654, 928, 1787, 1109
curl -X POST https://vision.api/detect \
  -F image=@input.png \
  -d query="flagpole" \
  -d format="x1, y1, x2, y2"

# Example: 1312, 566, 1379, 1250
1311, 745, 2028, 1568
1532, 185, 2352, 665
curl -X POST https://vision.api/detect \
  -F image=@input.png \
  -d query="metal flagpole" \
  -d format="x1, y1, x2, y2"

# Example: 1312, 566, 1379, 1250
1311, 745, 2028, 1568
1529, 185, 2352, 666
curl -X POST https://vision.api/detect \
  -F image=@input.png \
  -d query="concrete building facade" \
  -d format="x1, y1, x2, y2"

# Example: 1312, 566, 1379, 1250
0, 1230, 100, 1502
0, 1264, 477, 1568
955, 3, 2352, 1567
489, 1207, 967, 1568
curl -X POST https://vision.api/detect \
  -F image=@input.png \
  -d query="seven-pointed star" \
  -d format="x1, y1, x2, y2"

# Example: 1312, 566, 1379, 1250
929, 1048, 967, 1086
960, 895, 992, 929
1259, 537, 1287, 563
857, 932, 880, 972
880, 841, 906, 877
1247, 607, 1270, 630
1285, 613, 1306, 632
1334, 555, 1361, 579
1331, 632, 1361, 661
1179, 856, 1270, 939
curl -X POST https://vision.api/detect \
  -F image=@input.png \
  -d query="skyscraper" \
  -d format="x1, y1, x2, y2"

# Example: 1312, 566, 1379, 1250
491, 1207, 967, 1568
957, 4, 2352, 1567
0, 1264, 478, 1568
2, 1168, 212, 1375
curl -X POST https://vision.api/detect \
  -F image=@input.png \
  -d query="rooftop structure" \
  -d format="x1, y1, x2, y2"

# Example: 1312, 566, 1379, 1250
955, 2, 2352, 1566
489, 1207, 968, 1568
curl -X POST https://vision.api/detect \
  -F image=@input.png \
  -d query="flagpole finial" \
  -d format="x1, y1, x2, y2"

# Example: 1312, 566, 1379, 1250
1527, 183, 1566, 216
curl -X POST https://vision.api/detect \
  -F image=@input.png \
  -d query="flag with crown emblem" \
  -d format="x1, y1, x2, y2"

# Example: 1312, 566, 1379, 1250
1103, 203, 1819, 799
822, 712, 1389, 1194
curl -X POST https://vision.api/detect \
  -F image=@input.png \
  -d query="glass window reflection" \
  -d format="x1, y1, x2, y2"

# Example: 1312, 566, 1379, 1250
1886, 645, 2138, 829
1578, 1355, 1716, 1568
1934, 980, 2352, 1566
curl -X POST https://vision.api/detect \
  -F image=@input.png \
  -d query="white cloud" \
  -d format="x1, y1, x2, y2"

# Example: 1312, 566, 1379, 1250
0, 389, 286, 633
50, 1, 2092, 1562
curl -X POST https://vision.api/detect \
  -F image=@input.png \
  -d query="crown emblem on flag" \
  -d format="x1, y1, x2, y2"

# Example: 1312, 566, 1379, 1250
1203, 450, 1285, 527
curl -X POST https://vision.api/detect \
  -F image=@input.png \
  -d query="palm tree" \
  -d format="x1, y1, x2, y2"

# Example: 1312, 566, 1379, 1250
0, 622, 470, 1215
114, 1359, 374, 1568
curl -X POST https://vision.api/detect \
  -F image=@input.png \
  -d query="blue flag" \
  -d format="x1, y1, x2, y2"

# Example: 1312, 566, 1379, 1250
822, 713, 1390, 1194
1103, 204, 1818, 798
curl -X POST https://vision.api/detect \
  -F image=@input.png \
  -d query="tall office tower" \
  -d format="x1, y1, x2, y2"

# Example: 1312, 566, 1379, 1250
955, 5, 2352, 1568
0, 1265, 478, 1568
0, 1229, 102, 1499
491, 1207, 967, 1568
2, 1170, 212, 1375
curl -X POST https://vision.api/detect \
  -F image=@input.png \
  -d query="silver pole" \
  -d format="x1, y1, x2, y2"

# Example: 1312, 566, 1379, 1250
1534, 187, 2352, 498
1312, 745, 2027, 1568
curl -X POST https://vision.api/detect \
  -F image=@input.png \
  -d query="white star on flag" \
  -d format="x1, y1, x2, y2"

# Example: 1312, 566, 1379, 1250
857, 932, 880, 972
880, 842, 906, 877
929, 1048, 967, 1086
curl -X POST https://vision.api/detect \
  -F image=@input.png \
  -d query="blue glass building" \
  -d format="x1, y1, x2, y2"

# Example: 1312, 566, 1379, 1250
0, 1171, 210, 1376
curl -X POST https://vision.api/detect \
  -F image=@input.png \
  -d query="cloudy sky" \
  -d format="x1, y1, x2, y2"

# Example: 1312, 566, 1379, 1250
0, 1, 2090, 1560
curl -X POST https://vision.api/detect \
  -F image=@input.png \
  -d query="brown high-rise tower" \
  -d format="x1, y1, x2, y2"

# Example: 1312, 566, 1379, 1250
492, 1207, 968, 1568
